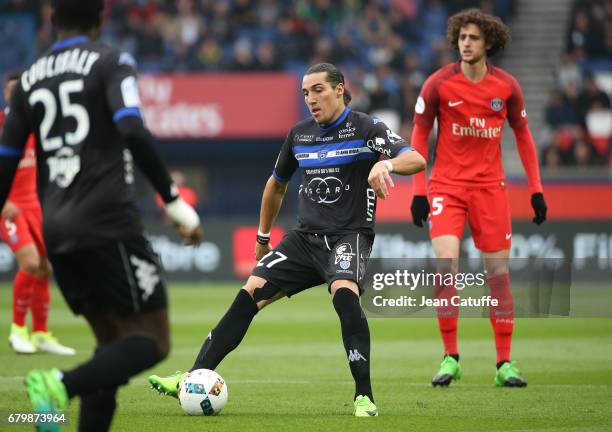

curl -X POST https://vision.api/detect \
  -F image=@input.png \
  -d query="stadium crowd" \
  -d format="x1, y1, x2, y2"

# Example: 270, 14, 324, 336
4, 0, 514, 136
2, 0, 610, 169
542, 0, 612, 168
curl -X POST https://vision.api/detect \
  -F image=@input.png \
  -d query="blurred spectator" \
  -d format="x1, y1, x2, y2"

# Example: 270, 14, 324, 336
556, 54, 582, 91
577, 75, 611, 125
541, 145, 563, 170
543, 0, 612, 169
0, 0, 38, 14
308, 36, 334, 65
193, 37, 224, 70
399, 77, 419, 121
569, 139, 605, 166
545, 90, 580, 128
231, 0, 258, 28
403, 53, 426, 88
207, 1, 233, 41
2, 0, 523, 144
255, 40, 282, 71
276, 3, 312, 61
566, 2, 611, 59
36, 0, 54, 54
136, 15, 165, 66
360, 2, 392, 46
566, 7, 594, 58
228, 38, 256, 70
297, 0, 343, 31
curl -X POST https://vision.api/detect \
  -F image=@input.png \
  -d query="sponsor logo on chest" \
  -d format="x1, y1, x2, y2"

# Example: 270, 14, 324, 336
338, 121, 356, 139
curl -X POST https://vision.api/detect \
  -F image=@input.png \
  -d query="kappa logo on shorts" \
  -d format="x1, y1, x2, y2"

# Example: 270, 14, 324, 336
335, 243, 356, 271
130, 255, 160, 301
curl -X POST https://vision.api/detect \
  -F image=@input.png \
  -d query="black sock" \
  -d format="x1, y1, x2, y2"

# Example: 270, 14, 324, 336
332, 288, 373, 402
62, 335, 161, 398
191, 289, 258, 371
78, 387, 117, 432
449, 354, 460, 362
497, 360, 509, 369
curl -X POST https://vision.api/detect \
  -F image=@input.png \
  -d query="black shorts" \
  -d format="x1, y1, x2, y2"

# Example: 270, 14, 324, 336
251, 230, 373, 297
50, 236, 168, 316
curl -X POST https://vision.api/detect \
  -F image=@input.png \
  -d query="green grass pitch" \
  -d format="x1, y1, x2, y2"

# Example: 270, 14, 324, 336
0, 283, 611, 431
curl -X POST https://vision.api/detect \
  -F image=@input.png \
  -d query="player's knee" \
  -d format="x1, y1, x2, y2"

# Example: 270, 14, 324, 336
115, 309, 170, 360
436, 257, 458, 274
242, 277, 263, 303
241, 279, 260, 299
242, 277, 283, 310
485, 264, 509, 278
330, 280, 359, 297
155, 335, 170, 360
133, 332, 170, 361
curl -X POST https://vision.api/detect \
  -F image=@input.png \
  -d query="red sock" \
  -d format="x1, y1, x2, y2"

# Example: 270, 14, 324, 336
12, 270, 36, 327
488, 273, 514, 364
31, 277, 50, 332
435, 282, 459, 356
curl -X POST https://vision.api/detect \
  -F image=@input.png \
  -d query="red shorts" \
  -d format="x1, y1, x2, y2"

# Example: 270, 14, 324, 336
428, 183, 512, 252
0, 207, 47, 256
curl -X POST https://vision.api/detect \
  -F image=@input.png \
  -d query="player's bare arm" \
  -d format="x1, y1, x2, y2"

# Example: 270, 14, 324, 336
254, 176, 288, 260
1, 200, 19, 220
368, 151, 426, 199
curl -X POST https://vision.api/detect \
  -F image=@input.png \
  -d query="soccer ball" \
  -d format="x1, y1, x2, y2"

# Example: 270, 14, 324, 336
178, 369, 228, 416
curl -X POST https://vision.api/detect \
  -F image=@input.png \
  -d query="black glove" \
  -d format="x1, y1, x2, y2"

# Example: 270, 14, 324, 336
411, 195, 430, 227
531, 192, 547, 225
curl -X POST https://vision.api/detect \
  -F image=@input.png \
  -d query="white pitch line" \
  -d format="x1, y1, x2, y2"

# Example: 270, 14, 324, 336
0, 376, 608, 389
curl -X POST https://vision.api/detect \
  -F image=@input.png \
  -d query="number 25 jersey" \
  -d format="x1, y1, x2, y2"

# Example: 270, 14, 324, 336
3, 36, 145, 254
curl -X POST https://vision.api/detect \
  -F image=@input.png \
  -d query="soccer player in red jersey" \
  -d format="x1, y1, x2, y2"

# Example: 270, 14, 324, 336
1, 72, 75, 355
409, 9, 547, 387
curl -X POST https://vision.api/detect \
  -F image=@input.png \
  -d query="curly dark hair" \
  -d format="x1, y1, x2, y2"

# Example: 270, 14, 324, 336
447, 8, 511, 58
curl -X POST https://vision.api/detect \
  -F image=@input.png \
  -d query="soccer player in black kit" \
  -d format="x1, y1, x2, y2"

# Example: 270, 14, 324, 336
0, 1, 202, 430
149, 63, 426, 417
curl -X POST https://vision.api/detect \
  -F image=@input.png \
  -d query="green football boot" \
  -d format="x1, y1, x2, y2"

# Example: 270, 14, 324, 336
431, 355, 462, 387
494, 361, 527, 387
24, 368, 69, 432
353, 395, 378, 417
148, 371, 188, 398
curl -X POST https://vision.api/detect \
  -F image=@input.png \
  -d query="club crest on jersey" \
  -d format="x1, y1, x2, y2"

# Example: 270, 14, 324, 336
335, 243, 356, 271
318, 150, 328, 161
491, 98, 504, 112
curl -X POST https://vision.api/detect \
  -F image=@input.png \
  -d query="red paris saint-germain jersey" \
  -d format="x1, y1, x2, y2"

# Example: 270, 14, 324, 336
413, 62, 528, 188
0, 110, 39, 210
